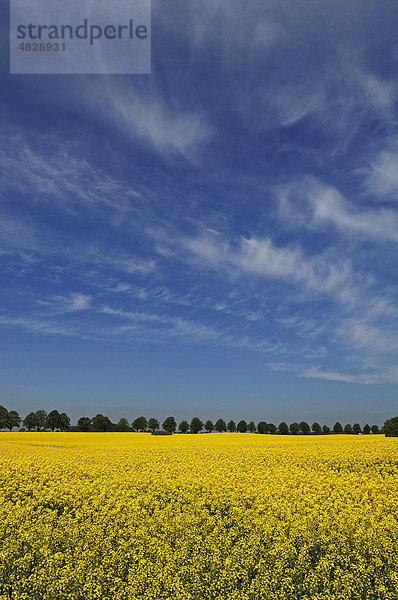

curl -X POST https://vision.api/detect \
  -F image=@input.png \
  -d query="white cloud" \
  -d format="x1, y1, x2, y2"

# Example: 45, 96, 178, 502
264, 48, 397, 145
236, 236, 352, 297
175, 229, 356, 304
0, 313, 88, 339
0, 286, 286, 355
158, 0, 284, 63
0, 216, 157, 276
347, 55, 394, 119
0, 132, 141, 224
72, 80, 213, 162
112, 92, 212, 161
36, 293, 92, 313
277, 176, 398, 243
99, 304, 232, 344
0, 213, 40, 251
277, 316, 324, 339
80, 246, 157, 275
267, 361, 398, 385
0, 150, 157, 278
363, 148, 398, 199
336, 318, 398, 354
299, 366, 384, 385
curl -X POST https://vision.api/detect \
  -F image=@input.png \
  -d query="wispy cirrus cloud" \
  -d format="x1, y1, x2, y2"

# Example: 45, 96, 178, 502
157, 0, 284, 64
155, 226, 357, 303
264, 46, 397, 143
234, 236, 353, 298
267, 361, 398, 385
363, 147, 398, 200
0, 132, 143, 224
277, 316, 325, 340
0, 215, 157, 276
72, 80, 213, 163
147, 219, 398, 383
336, 318, 398, 355
0, 213, 40, 251
36, 292, 92, 313
277, 176, 398, 243
0, 134, 158, 276
0, 312, 98, 340
0, 289, 286, 356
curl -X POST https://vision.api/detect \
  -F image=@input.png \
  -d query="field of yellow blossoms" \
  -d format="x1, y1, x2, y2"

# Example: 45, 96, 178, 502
0, 432, 397, 600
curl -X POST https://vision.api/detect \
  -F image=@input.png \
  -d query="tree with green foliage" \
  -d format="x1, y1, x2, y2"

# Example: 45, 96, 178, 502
0, 405, 9, 430
300, 421, 311, 435
383, 417, 398, 437
215, 419, 227, 432
289, 422, 300, 435
116, 418, 130, 432
59, 413, 70, 431
92, 414, 112, 432
353, 423, 362, 434
268, 423, 277, 434
371, 424, 379, 434
147, 418, 159, 433
190, 417, 203, 434
278, 421, 289, 435
227, 420, 236, 432
257, 421, 267, 434
363, 424, 371, 434
333, 422, 343, 434
322, 424, 330, 434
248, 421, 256, 433
6, 410, 21, 431
237, 420, 248, 433
162, 416, 177, 434
205, 420, 214, 433
23, 412, 37, 431
77, 417, 92, 431
344, 423, 353, 434
46, 410, 61, 431
131, 416, 147, 432
35, 410, 48, 431
178, 420, 189, 433
312, 422, 322, 435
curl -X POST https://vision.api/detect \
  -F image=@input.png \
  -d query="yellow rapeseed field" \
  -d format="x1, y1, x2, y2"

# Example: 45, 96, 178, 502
0, 433, 397, 600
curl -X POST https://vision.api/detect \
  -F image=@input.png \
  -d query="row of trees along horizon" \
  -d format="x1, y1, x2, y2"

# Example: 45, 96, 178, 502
1, 406, 398, 436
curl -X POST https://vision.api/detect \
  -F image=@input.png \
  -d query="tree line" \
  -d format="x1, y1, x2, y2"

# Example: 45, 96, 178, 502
0, 406, 71, 431
1, 405, 397, 435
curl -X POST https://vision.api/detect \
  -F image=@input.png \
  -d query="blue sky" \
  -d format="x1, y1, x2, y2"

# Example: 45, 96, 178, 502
1, 0, 398, 425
